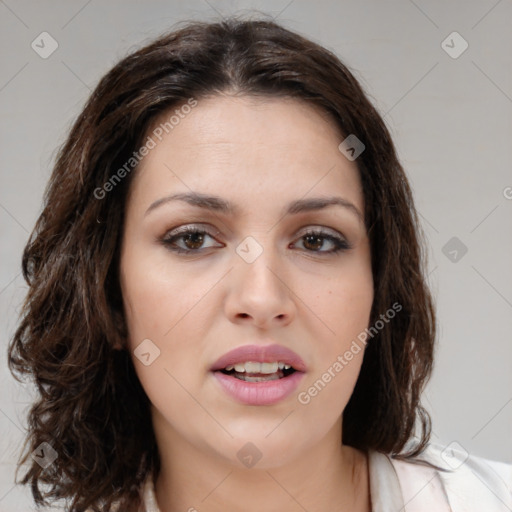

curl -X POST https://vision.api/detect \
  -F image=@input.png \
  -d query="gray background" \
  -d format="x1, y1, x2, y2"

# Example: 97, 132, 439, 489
1, 0, 511, 509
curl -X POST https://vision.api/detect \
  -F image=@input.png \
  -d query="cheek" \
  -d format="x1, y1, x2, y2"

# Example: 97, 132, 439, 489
119, 246, 216, 395
120, 246, 210, 343
119, 251, 209, 429
297, 286, 370, 423
299, 258, 373, 352
325, 279, 372, 323
295, 254, 373, 409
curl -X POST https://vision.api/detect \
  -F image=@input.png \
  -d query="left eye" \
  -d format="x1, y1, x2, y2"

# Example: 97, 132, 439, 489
293, 230, 351, 254
161, 227, 351, 255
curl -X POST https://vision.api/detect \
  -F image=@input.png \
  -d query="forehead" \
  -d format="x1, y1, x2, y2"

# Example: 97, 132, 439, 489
146, 94, 345, 157
129, 94, 364, 216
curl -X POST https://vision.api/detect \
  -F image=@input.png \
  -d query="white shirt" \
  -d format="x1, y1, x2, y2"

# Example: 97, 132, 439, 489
138, 443, 512, 511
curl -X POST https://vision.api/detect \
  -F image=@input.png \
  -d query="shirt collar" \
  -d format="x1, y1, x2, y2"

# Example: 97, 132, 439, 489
368, 450, 406, 511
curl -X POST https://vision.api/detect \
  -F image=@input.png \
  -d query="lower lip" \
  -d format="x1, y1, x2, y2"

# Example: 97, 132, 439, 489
212, 371, 305, 405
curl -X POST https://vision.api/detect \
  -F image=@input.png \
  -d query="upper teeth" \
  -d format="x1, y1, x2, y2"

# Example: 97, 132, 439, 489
225, 361, 292, 373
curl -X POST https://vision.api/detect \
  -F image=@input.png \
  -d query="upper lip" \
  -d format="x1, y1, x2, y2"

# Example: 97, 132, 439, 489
210, 343, 307, 373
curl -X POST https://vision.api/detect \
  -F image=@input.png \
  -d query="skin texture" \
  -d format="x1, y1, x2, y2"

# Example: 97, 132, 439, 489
119, 94, 374, 512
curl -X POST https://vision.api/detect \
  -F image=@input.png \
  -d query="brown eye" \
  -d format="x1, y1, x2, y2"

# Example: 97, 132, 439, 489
161, 227, 221, 254
303, 234, 324, 251
161, 226, 351, 256
294, 230, 351, 254
180, 231, 206, 250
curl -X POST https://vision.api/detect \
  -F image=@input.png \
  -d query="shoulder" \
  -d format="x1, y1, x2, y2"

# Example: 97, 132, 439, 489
388, 442, 512, 511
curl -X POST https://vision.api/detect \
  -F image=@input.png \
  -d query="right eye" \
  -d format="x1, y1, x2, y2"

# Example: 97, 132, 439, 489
161, 226, 223, 254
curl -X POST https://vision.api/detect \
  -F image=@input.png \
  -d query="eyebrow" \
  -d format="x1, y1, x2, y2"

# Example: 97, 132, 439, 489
144, 191, 363, 223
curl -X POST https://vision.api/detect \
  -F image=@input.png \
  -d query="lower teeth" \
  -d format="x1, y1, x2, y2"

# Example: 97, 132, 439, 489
234, 371, 282, 382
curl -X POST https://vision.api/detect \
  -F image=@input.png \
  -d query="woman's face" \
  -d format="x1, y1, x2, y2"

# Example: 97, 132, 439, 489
119, 94, 373, 468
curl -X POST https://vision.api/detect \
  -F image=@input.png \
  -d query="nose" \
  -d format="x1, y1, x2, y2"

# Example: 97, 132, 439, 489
224, 243, 296, 330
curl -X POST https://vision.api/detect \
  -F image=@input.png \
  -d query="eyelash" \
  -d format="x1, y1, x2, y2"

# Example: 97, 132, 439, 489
160, 226, 352, 255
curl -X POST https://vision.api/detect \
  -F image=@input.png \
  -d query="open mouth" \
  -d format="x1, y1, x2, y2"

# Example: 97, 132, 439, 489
211, 356, 306, 405
218, 361, 298, 382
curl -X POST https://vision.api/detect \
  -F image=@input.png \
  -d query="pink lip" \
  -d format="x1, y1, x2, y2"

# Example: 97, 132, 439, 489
212, 370, 305, 405
210, 343, 307, 372
210, 343, 307, 406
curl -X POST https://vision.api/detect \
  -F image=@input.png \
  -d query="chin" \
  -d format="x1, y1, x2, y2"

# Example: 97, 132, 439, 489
205, 427, 309, 470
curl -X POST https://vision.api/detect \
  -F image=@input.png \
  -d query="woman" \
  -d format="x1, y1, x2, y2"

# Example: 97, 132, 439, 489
7, 16, 511, 512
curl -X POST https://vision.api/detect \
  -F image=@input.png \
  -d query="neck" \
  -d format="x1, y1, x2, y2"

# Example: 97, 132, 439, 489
152, 414, 370, 512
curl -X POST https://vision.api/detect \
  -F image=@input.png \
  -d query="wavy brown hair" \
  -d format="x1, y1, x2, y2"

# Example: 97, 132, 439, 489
7, 15, 436, 512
